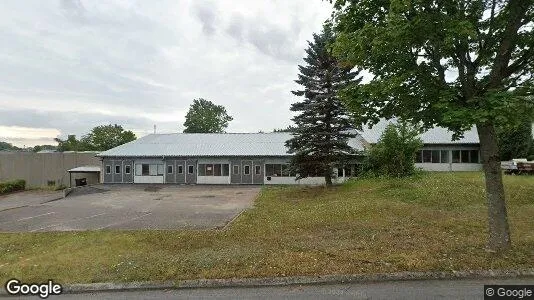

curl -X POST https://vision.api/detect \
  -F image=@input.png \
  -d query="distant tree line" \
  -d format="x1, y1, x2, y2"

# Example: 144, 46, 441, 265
54, 124, 136, 152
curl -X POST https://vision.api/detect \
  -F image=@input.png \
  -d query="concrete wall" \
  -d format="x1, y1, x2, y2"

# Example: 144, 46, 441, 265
416, 163, 483, 171
0, 152, 100, 187
197, 176, 231, 184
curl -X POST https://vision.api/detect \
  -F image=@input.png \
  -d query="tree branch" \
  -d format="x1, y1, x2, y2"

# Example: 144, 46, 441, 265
487, 0, 530, 89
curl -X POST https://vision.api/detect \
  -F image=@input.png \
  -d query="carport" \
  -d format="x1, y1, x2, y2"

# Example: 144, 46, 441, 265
67, 166, 101, 187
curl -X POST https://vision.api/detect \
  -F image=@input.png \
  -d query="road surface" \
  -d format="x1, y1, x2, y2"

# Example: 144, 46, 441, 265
48, 278, 534, 299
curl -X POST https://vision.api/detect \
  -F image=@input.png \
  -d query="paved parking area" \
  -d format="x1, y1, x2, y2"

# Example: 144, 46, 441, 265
0, 185, 259, 232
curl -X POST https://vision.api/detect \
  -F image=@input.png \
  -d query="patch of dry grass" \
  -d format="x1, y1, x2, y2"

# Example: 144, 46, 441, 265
0, 172, 533, 284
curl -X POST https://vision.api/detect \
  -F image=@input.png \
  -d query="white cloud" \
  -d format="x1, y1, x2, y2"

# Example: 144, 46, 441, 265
0, 0, 332, 145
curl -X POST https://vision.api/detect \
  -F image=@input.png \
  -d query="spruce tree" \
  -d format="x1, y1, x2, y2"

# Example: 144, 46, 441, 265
286, 24, 359, 186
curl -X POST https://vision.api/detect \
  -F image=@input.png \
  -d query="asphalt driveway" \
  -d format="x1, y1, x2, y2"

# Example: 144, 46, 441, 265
0, 185, 259, 232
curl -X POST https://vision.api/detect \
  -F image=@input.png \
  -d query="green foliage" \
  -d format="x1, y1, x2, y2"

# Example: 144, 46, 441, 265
331, 0, 534, 250
54, 135, 86, 152
0, 179, 26, 194
497, 120, 534, 161
183, 98, 233, 133
332, 0, 534, 133
32, 145, 57, 152
81, 124, 136, 151
273, 126, 296, 133
286, 23, 359, 185
0, 141, 20, 151
55, 125, 136, 152
363, 123, 423, 177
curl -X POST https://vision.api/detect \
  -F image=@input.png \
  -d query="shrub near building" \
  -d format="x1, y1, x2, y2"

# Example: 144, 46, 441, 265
0, 179, 26, 194
363, 123, 423, 177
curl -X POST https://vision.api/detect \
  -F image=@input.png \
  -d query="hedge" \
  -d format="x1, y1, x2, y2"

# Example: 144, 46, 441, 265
0, 179, 26, 194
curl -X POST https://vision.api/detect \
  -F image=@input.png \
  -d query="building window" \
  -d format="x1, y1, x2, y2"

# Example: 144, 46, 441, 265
214, 164, 222, 176
115, 165, 121, 174
178, 165, 183, 174
125, 165, 131, 174
167, 165, 173, 174
198, 164, 230, 176
461, 150, 470, 163
205, 164, 213, 176
415, 151, 422, 163
431, 150, 440, 163
188, 165, 194, 174
106, 165, 111, 174
233, 165, 239, 175
452, 150, 461, 163
141, 164, 149, 175
418, 149, 453, 163
422, 150, 432, 163
265, 164, 291, 177
244, 165, 250, 175
136, 164, 164, 176
451, 150, 480, 163
255, 165, 261, 175
470, 150, 479, 163
440, 150, 449, 163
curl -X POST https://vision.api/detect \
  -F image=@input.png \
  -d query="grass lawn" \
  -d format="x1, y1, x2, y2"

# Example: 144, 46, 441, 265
0, 172, 533, 284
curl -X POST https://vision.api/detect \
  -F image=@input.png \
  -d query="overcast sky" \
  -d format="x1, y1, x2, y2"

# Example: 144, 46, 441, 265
0, 0, 332, 147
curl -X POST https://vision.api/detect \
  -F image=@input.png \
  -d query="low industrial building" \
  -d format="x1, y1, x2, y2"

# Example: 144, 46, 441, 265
97, 123, 482, 185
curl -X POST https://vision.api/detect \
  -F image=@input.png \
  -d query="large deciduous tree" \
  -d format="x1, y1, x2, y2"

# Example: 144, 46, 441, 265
286, 24, 359, 186
183, 98, 233, 133
55, 125, 136, 151
82, 124, 136, 151
55, 135, 85, 152
332, 0, 534, 252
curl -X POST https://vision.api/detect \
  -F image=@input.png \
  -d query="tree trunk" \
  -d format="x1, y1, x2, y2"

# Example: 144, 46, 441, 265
476, 123, 511, 252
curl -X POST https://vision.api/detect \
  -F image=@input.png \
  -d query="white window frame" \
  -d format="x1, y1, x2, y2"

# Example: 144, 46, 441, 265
105, 165, 111, 174
125, 165, 131, 174
233, 165, 239, 175
244, 165, 250, 175
255, 165, 261, 175
167, 165, 173, 174
115, 165, 121, 174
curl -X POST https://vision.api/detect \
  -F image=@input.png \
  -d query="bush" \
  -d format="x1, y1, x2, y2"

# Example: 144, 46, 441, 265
527, 155, 534, 162
363, 122, 423, 177
0, 179, 26, 194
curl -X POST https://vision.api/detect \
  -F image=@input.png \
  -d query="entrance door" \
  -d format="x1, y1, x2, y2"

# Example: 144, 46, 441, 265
185, 159, 197, 184
252, 160, 264, 184
241, 160, 253, 184
230, 159, 241, 184
176, 160, 186, 184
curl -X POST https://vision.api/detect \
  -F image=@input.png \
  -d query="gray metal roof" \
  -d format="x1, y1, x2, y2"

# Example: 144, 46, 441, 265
97, 133, 367, 158
359, 120, 479, 144
67, 166, 101, 173
98, 122, 479, 158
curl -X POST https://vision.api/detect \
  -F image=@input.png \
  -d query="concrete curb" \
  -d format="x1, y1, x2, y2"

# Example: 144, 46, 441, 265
1, 268, 531, 295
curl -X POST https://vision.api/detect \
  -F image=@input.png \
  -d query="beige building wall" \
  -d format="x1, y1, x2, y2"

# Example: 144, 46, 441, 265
0, 152, 101, 188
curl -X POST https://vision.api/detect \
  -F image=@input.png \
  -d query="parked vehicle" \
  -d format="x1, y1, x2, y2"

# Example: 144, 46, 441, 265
502, 159, 534, 175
